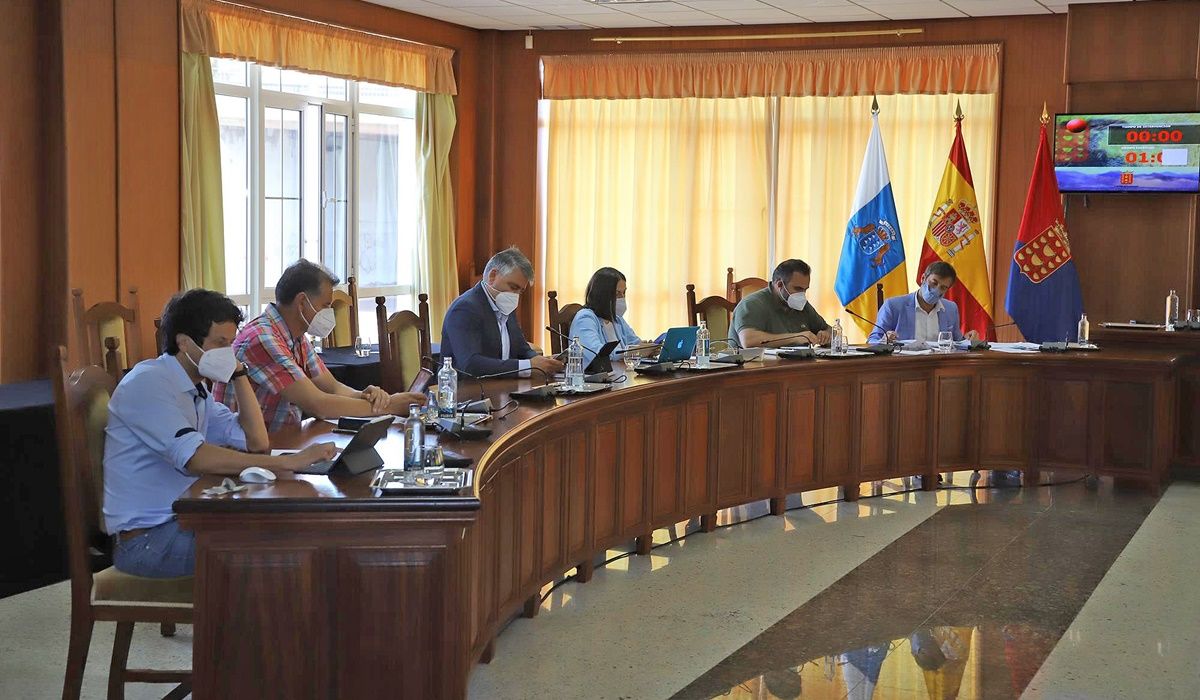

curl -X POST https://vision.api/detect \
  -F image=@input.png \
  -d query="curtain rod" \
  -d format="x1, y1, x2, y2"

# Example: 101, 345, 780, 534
590, 28, 924, 43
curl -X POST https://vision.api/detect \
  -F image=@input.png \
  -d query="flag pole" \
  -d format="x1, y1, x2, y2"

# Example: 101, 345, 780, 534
1041, 102, 1050, 125
871, 94, 879, 116
955, 99, 964, 123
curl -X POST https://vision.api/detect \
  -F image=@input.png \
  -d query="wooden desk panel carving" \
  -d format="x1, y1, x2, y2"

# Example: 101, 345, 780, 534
177, 350, 1185, 699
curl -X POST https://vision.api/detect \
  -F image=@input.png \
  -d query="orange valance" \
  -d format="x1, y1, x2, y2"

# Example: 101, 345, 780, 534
181, 0, 457, 94
542, 44, 999, 100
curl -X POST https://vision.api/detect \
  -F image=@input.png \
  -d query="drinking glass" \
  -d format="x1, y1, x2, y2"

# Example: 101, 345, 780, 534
354, 336, 369, 358
937, 331, 953, 353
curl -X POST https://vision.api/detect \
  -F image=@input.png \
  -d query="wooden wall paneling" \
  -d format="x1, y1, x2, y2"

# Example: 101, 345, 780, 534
495, 460, 517, 610
857, 377, 896, 479
934, 370, 977, 470
978, 370, 1030, 468
477, 478, 498, 643
114, 0, 179, 355
783, 385, 820, 490
620, 412, 648, 533
896, 376, 932, 473
820, 382, 854, 487
1037, 375, 1090, 469
1098, 379, 1157, 472
61, 0, 119, 366
716, 389, 752, 504
1176, 366, 1200, 468
1066, 195, 1196, 324
0, 0, 48, 380
196, 546, 325, 699
565, 431, 591, 564
466, 501, 483, 656
517, 450, 541, 593
335, 547, 448, 699
1065, 0, 1200, 84
751, 386, 781, 495
685, 396, 718, 513
541, 437, 566, 572
651, 402, 684, 522
592, 419, 621, 546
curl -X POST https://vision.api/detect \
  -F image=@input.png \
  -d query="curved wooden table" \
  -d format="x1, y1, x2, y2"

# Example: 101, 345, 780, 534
176, 348, 1185, 699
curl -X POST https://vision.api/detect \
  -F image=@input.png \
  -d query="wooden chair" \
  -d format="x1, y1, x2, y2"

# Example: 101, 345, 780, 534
726, 267, 768, 303
72, 288, 144, 381
376, 294, 432, 393
325, 276, 359, 348
546, 291, 584, 356
686, 284, 736, 345
52, 346, 192, 700
876, 282, 886, 309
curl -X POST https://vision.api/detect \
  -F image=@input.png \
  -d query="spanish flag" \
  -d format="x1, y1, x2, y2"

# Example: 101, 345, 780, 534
918, 107, 995, 339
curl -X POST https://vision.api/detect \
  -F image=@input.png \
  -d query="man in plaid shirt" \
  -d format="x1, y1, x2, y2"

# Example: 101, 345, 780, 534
215, 259, 425, 432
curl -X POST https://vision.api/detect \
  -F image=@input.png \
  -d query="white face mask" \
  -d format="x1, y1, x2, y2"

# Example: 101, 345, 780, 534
185, 343, 238, 384
614, 298, 628, 318
303, 296, 337, 338
784, 289, 807, 312
486, 281, 520, 316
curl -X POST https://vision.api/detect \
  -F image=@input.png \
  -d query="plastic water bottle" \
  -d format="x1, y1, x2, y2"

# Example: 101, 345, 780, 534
1077, 313, 1090, 345
1166, 289, 1180, 331
695, 320, 711, 368
831, 319, 847, 354
566, 337, 585, 389
403, 404, 424, 470
437, 357, 457, 418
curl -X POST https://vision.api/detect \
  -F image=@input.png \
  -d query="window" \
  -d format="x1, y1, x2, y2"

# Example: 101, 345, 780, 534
212, 57, 420, 342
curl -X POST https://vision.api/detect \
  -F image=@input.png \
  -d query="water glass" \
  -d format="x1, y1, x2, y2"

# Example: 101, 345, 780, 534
937, 331, 953, 353
354, 336, 369, 358
1190, 309, 1200, 327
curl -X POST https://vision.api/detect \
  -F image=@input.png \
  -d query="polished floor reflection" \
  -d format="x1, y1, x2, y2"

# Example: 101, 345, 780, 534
673, 472, 1158, 699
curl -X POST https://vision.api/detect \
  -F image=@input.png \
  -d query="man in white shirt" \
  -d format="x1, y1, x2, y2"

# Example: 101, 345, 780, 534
440, 247, 565, 378
868, 262, 981, 344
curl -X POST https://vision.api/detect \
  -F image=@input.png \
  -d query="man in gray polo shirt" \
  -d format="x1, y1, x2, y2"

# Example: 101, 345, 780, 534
731, 259, 832, 349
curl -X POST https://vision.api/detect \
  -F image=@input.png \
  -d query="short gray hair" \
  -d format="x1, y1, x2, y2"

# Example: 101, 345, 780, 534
483, 246, 534, 282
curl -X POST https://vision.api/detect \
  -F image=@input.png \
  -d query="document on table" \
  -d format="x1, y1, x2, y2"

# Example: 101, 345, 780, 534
989, 342, 1041, 354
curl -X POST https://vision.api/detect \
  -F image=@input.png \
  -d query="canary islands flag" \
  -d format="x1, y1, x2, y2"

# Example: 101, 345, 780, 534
836, 111, 908, 336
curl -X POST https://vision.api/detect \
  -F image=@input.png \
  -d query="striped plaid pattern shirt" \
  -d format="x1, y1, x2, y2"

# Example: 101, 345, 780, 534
214, 303, 326, 432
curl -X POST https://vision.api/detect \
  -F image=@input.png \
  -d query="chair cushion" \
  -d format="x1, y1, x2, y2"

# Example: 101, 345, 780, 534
92, 567, 193, 606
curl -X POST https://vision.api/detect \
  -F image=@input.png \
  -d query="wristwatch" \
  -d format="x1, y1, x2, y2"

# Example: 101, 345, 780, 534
231, 364, 249, 379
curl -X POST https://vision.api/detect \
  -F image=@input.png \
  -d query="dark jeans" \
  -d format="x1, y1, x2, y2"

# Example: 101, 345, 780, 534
112, 518, 195, 578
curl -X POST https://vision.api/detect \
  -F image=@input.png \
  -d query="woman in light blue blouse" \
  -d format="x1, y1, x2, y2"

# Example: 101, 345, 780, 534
568, 267, 642, 367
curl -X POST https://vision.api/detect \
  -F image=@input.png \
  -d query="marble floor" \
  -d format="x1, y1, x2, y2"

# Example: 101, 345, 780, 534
2, 475, 1197, 700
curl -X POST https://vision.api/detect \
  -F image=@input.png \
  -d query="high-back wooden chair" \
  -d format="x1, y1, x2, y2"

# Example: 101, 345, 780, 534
726, 267, 768, 303
376, 294, 432, 392
546, 291, 584, 356
72, 287, 144, 381
52, 346, 192, 700
876, 282, 886, 309
686, 284, 736, 345
325, 276, 359, 348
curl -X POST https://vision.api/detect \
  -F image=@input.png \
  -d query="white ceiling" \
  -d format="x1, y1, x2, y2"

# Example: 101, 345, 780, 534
365, 0, 1136, 31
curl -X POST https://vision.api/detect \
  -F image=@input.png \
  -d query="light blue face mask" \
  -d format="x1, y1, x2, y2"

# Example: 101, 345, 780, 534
920, 284, 943, 305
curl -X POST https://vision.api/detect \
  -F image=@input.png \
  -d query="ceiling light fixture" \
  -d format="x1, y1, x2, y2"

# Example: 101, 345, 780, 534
591, 28, 924, 43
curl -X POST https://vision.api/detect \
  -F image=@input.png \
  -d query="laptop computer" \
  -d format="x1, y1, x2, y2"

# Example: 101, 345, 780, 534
284, 415, 394, 476
656, 327, 699, 363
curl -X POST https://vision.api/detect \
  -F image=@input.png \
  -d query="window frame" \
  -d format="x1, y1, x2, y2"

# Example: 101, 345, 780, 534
212, 60, 419, 327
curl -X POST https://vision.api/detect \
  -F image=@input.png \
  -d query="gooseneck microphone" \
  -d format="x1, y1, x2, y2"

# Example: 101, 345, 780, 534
844, 309, 901, 344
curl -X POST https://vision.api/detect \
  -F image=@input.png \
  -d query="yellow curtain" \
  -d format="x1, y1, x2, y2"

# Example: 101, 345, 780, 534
180, 0, 456, 94
416, 93, 459, 340
542, 45, 999, 100
180, 51, 226, 291
542, 97, 771, 344
775, 93, 998, 342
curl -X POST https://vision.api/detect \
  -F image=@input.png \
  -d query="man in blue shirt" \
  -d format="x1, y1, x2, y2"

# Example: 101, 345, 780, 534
104, 289, 334, 578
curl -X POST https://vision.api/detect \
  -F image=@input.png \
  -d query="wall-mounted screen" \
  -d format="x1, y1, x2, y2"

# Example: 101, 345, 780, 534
1053, 112, 1200, 193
